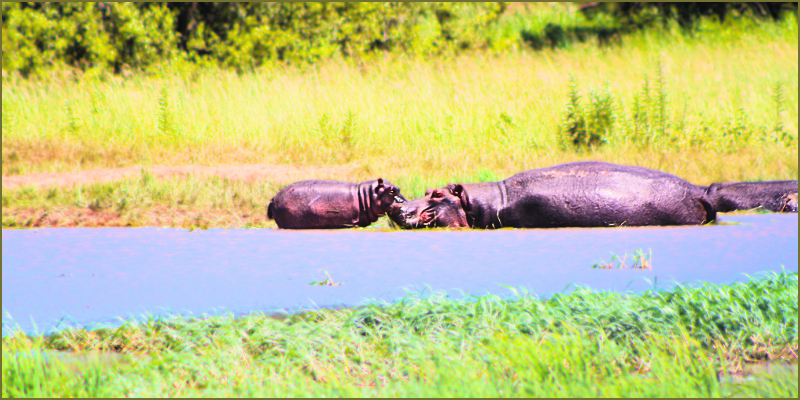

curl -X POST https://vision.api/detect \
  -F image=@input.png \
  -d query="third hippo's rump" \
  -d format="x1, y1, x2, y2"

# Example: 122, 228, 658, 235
268, 178, 405, 229
704, 180, 798, 213
388, 161, 716, 229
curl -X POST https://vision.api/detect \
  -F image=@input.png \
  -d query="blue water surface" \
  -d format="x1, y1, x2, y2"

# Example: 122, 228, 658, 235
3, 214, 797, 335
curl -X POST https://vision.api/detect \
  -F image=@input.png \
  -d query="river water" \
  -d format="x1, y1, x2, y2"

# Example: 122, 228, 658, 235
2, 214, 797, 335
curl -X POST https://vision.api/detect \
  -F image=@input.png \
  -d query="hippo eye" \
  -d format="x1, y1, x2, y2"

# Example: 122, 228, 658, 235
430, 190, 444, 199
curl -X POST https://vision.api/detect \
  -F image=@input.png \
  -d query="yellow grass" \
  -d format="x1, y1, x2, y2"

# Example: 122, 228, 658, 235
2, 14, 798, 205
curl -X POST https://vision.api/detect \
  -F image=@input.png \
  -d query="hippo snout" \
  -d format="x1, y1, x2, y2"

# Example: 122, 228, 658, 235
785, 193, 798, 212
387, 202, 404, 219
387, 203, 411, 227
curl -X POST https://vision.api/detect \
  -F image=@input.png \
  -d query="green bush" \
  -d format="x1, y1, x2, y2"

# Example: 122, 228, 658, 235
1, 3, 178, 77
560, 74, 612, 151
2, 2, 507, 77
3, 2, 796, 79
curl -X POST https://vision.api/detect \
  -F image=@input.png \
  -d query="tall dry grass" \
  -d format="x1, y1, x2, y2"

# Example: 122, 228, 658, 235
2, 13, 797, 198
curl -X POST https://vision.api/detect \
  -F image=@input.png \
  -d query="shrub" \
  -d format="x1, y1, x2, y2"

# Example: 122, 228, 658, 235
1, 2, 507, 77
560, 75, 612, 151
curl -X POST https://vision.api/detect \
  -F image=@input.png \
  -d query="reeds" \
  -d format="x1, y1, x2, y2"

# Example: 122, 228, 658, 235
592, 249, 653, 269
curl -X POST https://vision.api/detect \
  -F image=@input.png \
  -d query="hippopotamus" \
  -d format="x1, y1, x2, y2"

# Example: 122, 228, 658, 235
387, 161, 716, 229
268, 178, 406, 229
703, 181, 798, 213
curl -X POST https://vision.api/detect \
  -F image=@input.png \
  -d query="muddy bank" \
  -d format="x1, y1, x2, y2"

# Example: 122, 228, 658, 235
2, 206, 276, 229
1, 163, 381, 229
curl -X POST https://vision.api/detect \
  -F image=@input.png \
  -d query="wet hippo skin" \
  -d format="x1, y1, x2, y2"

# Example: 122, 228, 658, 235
268, 178, 406, 229
703, 181, 798, 213
388, 161, 716, 229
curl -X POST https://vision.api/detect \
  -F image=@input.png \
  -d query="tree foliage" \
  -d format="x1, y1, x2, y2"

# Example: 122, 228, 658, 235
578, 2, 797, 29
3, 2, 797, 78
1, 2, 507, 77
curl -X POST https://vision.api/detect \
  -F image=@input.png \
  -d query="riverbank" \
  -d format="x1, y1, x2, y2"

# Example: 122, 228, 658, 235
2, 160, 793, 229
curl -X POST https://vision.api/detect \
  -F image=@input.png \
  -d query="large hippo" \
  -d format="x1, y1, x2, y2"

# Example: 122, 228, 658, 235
268, 178, 406, 229
703, 181, 798, 213
387, 161, 715, 229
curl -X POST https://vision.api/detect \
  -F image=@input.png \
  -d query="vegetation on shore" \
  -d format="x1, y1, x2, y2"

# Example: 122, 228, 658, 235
1, 164, 790, 229
6, 3, 793, 79
3, 14, 797, 175
1, 6, 797, 228
3, 271, 797, 397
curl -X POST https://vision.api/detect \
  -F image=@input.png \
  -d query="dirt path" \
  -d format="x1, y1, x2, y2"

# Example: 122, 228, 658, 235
2, 164, 362, 190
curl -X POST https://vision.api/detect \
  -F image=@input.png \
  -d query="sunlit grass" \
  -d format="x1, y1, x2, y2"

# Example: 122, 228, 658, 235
1, 12, 797, 228
2, 13, 797, 179
2, 172, 279, 229
2, 271, 796, 397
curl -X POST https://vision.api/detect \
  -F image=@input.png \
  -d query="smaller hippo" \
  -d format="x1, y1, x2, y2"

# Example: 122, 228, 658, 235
704, 181, 798, 213
268, 178, 406, 229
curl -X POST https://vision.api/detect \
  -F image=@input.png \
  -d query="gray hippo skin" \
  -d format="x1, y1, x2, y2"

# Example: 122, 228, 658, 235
268, 178, 406, 229
703, 181, 798, 213
387, 161, 715, 229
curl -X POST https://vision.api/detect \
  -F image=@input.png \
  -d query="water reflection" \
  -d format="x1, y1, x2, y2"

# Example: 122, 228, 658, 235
3, 214, 797, 335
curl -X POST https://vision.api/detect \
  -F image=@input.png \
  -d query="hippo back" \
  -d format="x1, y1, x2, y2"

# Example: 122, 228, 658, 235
270, 180, 361, 229
498, 161, 713, 227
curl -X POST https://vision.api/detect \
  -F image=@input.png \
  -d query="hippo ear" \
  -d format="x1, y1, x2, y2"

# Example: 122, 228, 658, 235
449, 184, 469, 210
375, 178, 385, 193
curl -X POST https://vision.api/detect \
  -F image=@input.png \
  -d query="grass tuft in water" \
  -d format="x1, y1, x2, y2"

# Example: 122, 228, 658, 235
592, 248, 653, 269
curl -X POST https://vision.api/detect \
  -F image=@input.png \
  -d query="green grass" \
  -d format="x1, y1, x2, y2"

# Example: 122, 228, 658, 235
2, 272, 797, 397
1, 9, 797, 228
1, 172, 279, 228
2, 12, 797, 178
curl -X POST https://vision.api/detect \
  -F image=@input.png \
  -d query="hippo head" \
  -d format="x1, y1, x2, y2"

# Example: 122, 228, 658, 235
370, 178, 407, 212
783, 193, 798, 212
387, 184, 470, 229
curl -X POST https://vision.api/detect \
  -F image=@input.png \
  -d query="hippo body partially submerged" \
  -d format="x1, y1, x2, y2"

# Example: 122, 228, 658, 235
268, 178, 405, 229
704, 181, 798, 213
388, 161, 716, 229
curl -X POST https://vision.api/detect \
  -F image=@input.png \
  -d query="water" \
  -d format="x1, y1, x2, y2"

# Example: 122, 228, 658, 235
3, 214, 797, 335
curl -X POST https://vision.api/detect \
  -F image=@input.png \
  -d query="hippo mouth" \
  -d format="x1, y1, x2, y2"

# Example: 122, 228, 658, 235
387, 205, 436, 229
